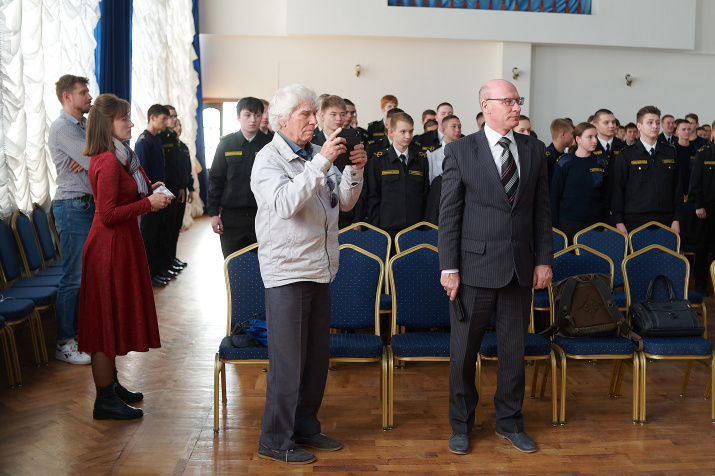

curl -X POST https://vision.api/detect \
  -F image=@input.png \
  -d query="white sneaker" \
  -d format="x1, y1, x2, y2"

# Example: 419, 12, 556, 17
55, 339, 91, 365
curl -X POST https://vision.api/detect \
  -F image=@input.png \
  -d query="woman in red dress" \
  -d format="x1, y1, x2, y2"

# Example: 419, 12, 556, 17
79, 93, 171, 420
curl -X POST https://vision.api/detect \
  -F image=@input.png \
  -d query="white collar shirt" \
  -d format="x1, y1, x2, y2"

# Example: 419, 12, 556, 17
483, 124, 520, 175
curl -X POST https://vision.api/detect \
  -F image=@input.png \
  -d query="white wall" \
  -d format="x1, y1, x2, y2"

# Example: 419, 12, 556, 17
199, 0, 714, 139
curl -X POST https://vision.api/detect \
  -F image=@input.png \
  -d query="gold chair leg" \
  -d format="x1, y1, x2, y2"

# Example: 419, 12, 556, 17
705, 374, 712, 399
476, 355, 482, 429
608, 360, 619, 396
26, 319, 40, 366
220, 362, 227, 405
214, 353, 220, 433
32, 311, 48, 365
550, 350, 558, 426
632, 353, 640, 423
710, 353, 714, 423
540, 360, 550, 398
6, 327, 21, 386
639, 352, 647, 424
0, 329, 14, 387
382, 348, 389, 430
388, 346, 394, 429
531, 360, 540, 398
553, 345, 566, 424
680, 360, 694, 396
614, 360, 627, 397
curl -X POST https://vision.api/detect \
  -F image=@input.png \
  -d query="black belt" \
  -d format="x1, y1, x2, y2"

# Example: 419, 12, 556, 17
74, 194, 93, 202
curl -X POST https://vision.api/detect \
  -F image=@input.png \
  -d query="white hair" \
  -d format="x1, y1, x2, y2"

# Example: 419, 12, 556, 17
268, 84, 318, 132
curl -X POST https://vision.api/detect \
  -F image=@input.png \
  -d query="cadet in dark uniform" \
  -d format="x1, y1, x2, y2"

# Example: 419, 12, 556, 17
593, 109, 626, 166
545, 119, 574, 184
611, 106, 682, 235
158, 105, 185, 277
208, 97, 270, 258
135, 104, 173, 286
659, 114, 676, 146
674, 119, 697, 198
415, 102, 454, 153
688, 143, 715, 295
550, 123, 609, 242
343, 99, 369, 145
366, 112, 429, 251
259, 99, 274, 140
366, 94, 397, 143
686, 113, 709, 149
169, 117, 194, 269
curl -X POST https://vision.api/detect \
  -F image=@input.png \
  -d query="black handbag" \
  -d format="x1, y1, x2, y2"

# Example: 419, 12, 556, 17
629, 275, 704, 338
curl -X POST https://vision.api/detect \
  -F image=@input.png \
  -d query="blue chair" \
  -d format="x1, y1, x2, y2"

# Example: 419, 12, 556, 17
0, 293, 44, 386
339, 222, 392, 314
394, 221, 438, 255
574, 223, 628, 288
0, 316, 16, 386
214, 243, 269, 433
0, 219, 61, 289
387, 244, 450, 428
628, 221, 679, 254
547, 244, 639, 424
329, 244, 388, 429
623, 244, 714, 423
533, 228, 569, 319
477, 297, 558, 427
553, 227, 568, 252
31, 204, 63, 268
10, 210, 62, 280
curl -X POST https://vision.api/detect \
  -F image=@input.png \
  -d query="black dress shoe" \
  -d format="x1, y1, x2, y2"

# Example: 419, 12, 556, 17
157, 269, 179, 279
151, 276, 168, 287
173, 258, 187, 268
495, 430, 537, 453
169, 265, 183, 273
113, 371, 143, 403
448, 433, 470, 455
93, 384, 143, 420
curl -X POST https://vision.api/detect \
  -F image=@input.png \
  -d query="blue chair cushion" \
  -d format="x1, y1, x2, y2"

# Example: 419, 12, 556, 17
380, 293, 392, 311
391, 332, 450, 358
218, 336, 269, 360
35, 267, 63, 277
479, 332, 550, 358
641, 337, 713, 356
0, 287, 57, 307
553, 335, 635, 355
687, 291, 703, 305
49, 259, 64, 268
533, 289, 549, 309
0, 299, 35, 322
330, 333, 383, 358
612, 291, 627, 308
12, 276, 61, 288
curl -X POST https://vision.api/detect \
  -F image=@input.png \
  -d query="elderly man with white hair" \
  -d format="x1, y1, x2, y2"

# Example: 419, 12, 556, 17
250, 84, 367, 465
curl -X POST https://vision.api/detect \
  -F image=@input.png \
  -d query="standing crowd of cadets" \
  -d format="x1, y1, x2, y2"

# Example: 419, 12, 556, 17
206, 93, 715, 295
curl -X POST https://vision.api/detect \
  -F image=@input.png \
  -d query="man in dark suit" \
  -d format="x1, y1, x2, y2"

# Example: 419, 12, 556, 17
439, 79, 553, 455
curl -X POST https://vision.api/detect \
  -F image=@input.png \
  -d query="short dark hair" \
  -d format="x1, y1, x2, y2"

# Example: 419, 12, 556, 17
636, 106, 661, 124
236, 97, 264, 116
344, 98, 355, 107
476, 112, 484, 121
675, 118, 690, 130
593, 109, 614, 123
385, 107, 404, 128
625, 122, 637, 131
436, 102, 453, 112
55, 74, 89, 103
550, 119, 573, 137
422, 109, 436, 121
441, 115, 460, 127
685, 113, 699, 123
519, 115, 530, 122
662, 114, 674, 121
389, 112, 414, 128
423, 119, 438, 129
164, 104, 176, 113
147, 104, 170, 121
320, 95, 346, 113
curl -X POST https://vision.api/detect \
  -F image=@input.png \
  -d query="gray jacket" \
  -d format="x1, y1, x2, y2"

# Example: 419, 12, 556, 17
250, 133, 364, 288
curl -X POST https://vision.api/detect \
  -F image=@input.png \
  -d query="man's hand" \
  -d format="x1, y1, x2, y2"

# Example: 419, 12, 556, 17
187, 191, 194, 203
318, 128, 347, 162
616, 223, 628, 235
177, 189, 186, 203
533, 265, 552, 290
670, 220, 680, 234
151, 181, 165, 191
68, 160, 84, 173
696, 208, 706, 219
441, 272, 460, 302
348, 143, 368, 170
211, 215, 223, 235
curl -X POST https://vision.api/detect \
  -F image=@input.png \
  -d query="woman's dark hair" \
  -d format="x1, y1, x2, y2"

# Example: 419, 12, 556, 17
572, 122, 596, 142
82, 94, 130, 157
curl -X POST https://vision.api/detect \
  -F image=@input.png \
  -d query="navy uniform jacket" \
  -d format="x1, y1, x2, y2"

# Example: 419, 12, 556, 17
415, 129, 441, 153
689, 144, 715, 208
178, 140, 194, 192
366, 119, 386, 143
594, 137, 626, 166
658, 132, 675, 146
159, 128, 182, 190
135, 129, 165, 183
207, 130, 271, 216
438, 129, 552, 289
366, 143, 430, 231
610, 141, 683, 224
545, 143, 565, 184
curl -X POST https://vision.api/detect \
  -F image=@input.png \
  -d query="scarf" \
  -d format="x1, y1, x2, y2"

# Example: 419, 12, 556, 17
113, 138, 149, 196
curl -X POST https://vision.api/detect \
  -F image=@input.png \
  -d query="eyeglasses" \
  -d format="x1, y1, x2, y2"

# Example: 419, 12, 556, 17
484, 97, 525, 107
170, 114, 179, 119
326, 175, 338, 208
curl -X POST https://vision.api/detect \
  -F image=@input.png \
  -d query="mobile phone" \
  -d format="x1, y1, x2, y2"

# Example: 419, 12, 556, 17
154, 185, 175, 197
334, 128, 362, 167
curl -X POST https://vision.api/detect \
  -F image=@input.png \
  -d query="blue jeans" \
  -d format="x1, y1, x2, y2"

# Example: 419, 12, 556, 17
52, 198, 95, 342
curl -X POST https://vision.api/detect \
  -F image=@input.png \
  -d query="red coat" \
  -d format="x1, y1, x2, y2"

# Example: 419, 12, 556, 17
78, 149, 161, 357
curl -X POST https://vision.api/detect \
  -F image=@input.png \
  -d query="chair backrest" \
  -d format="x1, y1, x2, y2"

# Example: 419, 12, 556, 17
31, 204, 57, 264
330, 244, 383, 332
11, 210, 45, 275
388, 244, 449, 331
339, 222, 391, 268
0, 218, 26, 285
574, 223, 628, 287
552, 245, 614, 285
395, 221, 438, 255
623, 244, 688, 308
552, 228, 568, 252
224, 244, 265, 337
629, 221, 680, 254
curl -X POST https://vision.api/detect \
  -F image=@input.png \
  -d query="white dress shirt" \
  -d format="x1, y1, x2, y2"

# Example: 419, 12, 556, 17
597, 136, 614, 152
483, 124, 520, 175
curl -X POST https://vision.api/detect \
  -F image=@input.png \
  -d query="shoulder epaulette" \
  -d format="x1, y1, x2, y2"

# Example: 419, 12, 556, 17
418, 151, 427, 157
138, 133, 146, 141
375, 151, 383, 157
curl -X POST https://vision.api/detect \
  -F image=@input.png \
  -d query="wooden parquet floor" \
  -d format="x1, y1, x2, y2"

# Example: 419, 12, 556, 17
1, 215, 714, 475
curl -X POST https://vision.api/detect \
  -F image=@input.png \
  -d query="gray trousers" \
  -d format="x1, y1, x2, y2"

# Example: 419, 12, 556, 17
448, 276, 531, 434
259, 281, 331, 450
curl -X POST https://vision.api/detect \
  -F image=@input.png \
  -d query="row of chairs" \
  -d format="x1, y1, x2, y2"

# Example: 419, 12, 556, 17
0, 205, 64, 386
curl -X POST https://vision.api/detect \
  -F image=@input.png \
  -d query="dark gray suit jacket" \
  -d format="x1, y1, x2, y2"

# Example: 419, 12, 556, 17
438, 129, 553, 289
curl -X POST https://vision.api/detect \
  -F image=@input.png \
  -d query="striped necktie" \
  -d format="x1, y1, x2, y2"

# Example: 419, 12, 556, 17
498, 137, 519, 205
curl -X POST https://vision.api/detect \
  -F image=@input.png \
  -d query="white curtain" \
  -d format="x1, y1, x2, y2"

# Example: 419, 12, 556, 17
0, 0, 100, 220
132, 0, 203, 228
